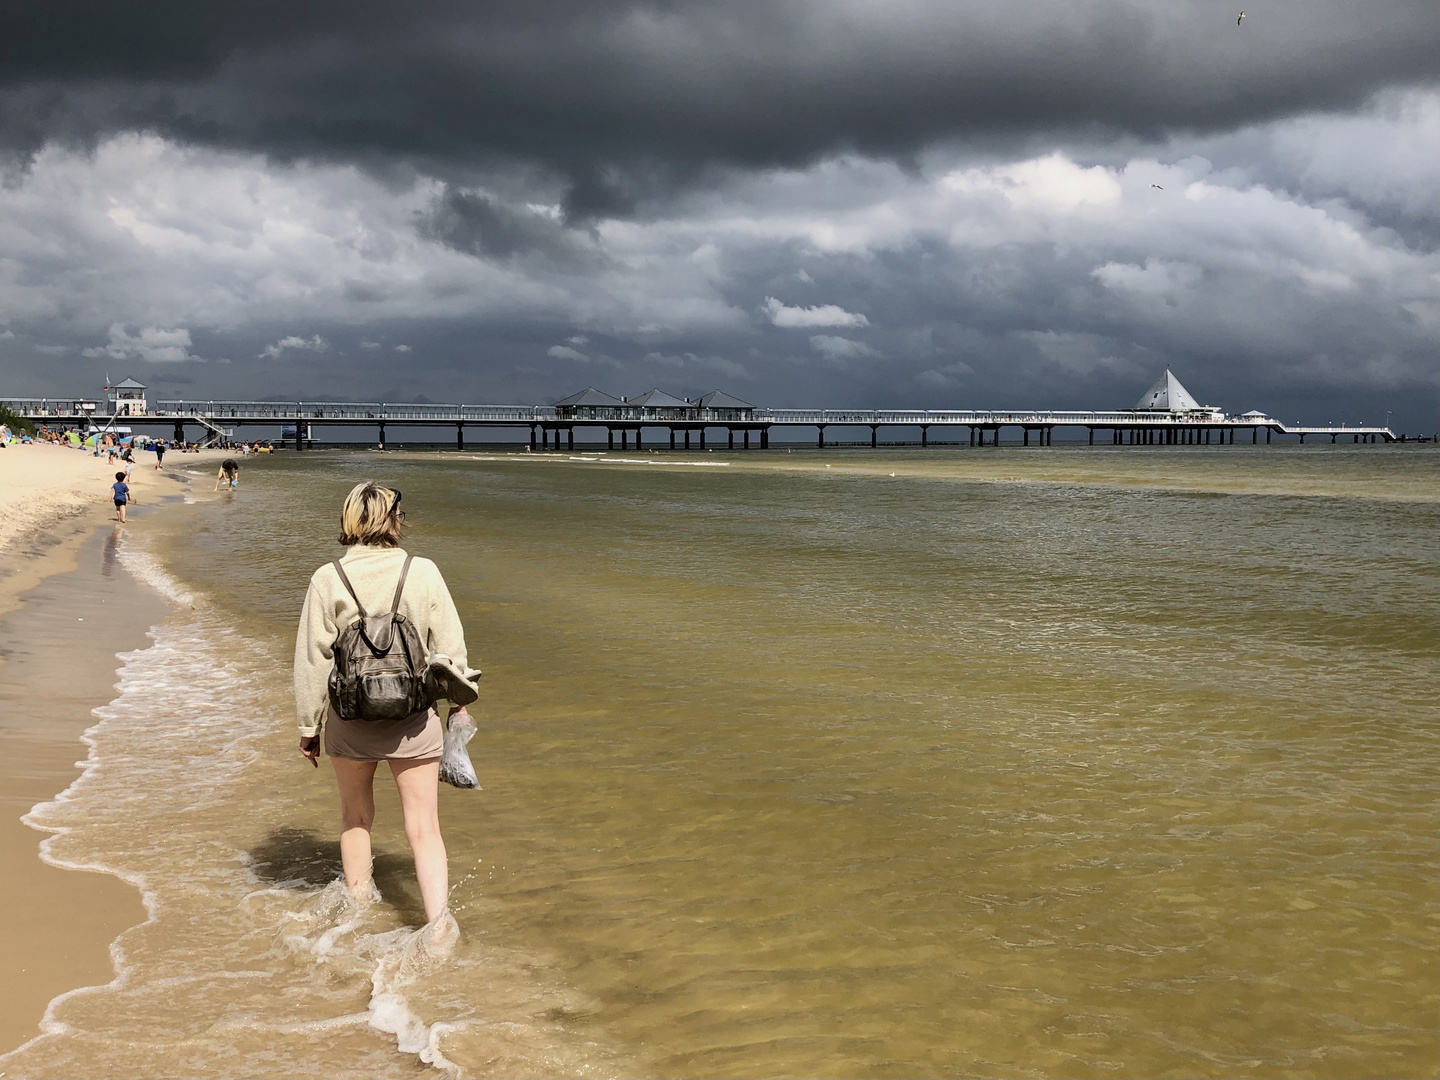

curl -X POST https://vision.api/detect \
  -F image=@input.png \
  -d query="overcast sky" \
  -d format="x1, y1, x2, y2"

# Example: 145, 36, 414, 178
1, 0, 1436, 429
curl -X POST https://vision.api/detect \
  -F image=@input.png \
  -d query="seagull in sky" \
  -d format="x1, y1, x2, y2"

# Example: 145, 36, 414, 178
1237, 10, 1246, 24
1151, 183, 1164, 190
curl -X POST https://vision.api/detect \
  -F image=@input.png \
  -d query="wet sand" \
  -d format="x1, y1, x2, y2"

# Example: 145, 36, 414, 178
0, 446, 228, 1052
0, 531, 170, 1052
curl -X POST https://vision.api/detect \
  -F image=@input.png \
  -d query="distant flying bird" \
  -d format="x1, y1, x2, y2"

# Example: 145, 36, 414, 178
1151, 183, 1164, 190
1237, 10, 1246, 24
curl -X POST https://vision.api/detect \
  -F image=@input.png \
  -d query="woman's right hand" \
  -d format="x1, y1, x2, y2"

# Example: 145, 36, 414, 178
299, 735, 321, 767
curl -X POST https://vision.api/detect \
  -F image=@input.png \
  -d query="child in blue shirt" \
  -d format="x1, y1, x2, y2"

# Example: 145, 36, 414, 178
111, 472, 131, 523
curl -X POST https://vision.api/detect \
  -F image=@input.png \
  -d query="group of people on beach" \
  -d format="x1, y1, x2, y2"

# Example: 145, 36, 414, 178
103, 451, 242, 525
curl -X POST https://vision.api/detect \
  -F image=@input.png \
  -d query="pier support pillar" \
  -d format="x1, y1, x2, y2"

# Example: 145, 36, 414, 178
670, 428, 676, 450
293, 421, 303, 451
607, 428, 614, 450
744, 430, 751, 449
568, 429, 574, 450
921, 425, 929, 448
685, 429, 691, 449
871, 425, 878, 448
173, 421, 185, 444
817, 425, 825, 449
700, 428, 707, 449
378, 422, 386, 449
761, 428, 769, 449
456, 423, 464, 450
728, 429, 734, 449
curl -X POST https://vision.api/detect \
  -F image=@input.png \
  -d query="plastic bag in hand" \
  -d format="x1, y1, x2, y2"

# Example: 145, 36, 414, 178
439, 712, 481, 789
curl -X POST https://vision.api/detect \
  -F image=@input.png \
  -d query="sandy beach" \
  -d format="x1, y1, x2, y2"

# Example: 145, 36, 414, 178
0, 443, 232, 1053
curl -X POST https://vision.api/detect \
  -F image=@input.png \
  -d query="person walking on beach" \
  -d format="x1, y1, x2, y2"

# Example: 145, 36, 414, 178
153, 439, 166, 469
215, 458, 239, 491
294, 481, 473, 936
110, 471, 131, 523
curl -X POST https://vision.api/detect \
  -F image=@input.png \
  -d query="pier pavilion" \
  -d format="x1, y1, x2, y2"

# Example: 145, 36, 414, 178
2, 371, 1400, 449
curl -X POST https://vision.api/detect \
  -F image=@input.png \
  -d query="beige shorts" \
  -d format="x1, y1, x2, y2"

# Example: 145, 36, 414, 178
323, 705, 442, 763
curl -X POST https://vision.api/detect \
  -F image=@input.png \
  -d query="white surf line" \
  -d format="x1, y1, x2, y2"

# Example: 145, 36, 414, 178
588, 457, 731, 466
465, 453, 732, 467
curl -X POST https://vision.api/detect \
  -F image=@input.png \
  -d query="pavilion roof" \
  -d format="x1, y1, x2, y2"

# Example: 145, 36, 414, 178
627, 388, 693, 409
697, 389, 754, 409
1134, 369, 1201, 411
554, 386, 625, 407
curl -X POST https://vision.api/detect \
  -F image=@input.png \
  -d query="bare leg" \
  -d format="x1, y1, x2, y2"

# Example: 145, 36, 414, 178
331, 756, 379, 898
391, 758, 448, 926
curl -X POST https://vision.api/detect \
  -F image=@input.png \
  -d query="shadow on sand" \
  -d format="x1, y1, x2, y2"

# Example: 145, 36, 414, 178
247, 826, 424, 920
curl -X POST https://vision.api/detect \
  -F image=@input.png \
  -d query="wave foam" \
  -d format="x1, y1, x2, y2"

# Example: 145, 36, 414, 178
3, 597, 615, 1078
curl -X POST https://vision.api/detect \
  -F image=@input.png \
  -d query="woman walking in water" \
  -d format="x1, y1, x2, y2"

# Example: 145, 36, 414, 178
294, 481, 472, 934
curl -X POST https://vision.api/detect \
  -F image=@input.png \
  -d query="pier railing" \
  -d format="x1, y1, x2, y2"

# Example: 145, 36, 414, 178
152, 400, 557, 422
0, 396, 1398, 440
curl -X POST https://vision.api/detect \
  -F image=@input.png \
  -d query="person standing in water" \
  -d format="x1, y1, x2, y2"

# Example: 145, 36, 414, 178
214, 458, 239, 491
293, 481, 471, 933
110, 471, 130, 522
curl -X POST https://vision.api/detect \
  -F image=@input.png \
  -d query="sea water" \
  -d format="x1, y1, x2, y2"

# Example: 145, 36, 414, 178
4, 445, 1437, 1079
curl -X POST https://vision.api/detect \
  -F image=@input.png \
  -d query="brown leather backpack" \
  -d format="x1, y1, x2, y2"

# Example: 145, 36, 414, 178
326, 555, 429, 722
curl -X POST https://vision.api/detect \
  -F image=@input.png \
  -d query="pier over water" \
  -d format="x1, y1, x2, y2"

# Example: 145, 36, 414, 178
4, 369, 1398, 449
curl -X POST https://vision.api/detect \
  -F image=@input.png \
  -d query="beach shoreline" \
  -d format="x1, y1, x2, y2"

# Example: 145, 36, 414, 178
0, 444, 232, 1053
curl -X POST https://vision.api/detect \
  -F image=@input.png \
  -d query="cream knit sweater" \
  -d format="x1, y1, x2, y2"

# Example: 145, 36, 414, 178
293, 544, 470, 737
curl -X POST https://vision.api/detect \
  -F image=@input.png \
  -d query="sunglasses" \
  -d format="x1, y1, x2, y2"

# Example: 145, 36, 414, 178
391, 489, 405, 523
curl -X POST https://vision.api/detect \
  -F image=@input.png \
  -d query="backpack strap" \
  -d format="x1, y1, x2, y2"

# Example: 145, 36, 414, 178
389, 554, 414, 615
331, 560, 368, 619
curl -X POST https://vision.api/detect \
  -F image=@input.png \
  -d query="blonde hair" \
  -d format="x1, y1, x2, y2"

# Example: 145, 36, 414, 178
338, 482, 402, 547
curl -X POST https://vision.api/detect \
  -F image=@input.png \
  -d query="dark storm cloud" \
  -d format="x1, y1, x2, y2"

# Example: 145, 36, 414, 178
2, 1, 1435, 213
416, 187, 604, 268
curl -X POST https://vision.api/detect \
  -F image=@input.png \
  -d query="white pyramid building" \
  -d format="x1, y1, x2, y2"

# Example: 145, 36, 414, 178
1135, 369, 1202, 411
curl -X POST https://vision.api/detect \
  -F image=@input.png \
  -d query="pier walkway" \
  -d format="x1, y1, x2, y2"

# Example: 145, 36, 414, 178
2, 396, 1398, 449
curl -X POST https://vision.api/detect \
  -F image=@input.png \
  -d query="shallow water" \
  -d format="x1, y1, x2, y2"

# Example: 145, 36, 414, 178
6, 445, 1437, 1078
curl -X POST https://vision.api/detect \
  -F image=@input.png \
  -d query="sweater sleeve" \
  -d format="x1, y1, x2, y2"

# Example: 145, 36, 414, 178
423, 560, 470, 672
293, 570, 339, 737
